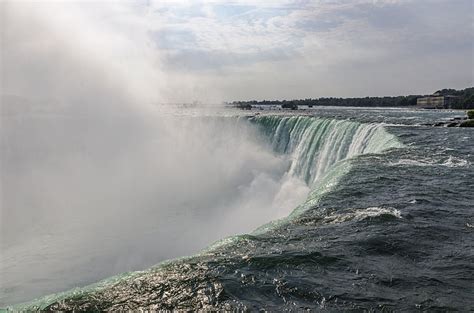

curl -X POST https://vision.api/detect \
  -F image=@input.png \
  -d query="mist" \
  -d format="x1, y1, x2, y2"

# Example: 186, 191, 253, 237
0, 2, 309, 305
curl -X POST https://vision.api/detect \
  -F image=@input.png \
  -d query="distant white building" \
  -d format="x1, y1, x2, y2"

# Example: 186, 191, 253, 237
417, 94, 459, 109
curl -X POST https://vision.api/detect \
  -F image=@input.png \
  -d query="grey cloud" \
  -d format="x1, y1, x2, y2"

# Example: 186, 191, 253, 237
162, 47, 301, 72
363, 4, 415, 29
295, 18, 343, 32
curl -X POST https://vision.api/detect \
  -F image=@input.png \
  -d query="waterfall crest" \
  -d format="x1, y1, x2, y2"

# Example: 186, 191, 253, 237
250, 115, 402, 186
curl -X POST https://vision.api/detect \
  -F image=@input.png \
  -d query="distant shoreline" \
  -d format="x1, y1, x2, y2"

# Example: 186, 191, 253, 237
231, 87, 474, 110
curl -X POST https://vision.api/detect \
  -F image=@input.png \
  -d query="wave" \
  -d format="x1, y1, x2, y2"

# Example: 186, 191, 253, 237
389, 155, 470, 168
321, 207, 402, 224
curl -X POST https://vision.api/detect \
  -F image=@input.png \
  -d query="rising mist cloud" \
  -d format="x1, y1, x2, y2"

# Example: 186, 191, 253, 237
1, 1, 310, 305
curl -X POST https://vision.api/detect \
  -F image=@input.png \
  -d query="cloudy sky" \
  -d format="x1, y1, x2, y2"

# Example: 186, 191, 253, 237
2, 0, 473, 103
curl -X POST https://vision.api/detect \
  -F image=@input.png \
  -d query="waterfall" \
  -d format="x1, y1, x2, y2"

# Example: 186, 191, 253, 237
250, 115, 402, 186
5, 114, 405, 310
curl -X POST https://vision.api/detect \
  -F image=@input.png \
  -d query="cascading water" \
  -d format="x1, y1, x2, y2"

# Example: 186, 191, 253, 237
9, 113, 406, 311
250, 114, 402, 188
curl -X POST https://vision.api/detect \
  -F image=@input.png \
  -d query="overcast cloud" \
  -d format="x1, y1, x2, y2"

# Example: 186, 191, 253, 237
2, 0, 473, 103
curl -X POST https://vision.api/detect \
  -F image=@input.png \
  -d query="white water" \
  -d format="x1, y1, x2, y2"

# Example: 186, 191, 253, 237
322, 207, 402, 224
1, 111, 402, 306
251, 115, 402, 186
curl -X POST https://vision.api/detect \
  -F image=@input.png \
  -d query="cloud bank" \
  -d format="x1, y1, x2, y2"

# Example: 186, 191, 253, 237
144, 0, 473, 101
3, 0, 472, 104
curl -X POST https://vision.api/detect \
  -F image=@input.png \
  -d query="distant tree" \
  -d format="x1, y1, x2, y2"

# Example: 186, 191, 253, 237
231, 87, 473, 109
462, 93, 474, 109
281, 102, 298, 110
467, 109, 474, 119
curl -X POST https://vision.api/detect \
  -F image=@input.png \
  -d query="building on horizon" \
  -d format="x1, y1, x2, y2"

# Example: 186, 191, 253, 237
417, 93, 459, 109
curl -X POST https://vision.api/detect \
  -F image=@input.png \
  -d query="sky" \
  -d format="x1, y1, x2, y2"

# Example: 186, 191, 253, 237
2, 0, 474, 103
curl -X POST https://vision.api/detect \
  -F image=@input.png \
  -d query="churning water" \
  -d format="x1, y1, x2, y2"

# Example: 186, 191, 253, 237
2, 107, 474, 311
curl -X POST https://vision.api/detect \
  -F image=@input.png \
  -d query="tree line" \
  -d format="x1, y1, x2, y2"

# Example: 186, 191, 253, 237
232, 87, 474, 109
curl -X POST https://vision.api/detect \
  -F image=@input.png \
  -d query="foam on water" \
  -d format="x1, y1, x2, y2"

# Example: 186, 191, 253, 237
390, 155, 470, 168
322, 207, 402, 224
